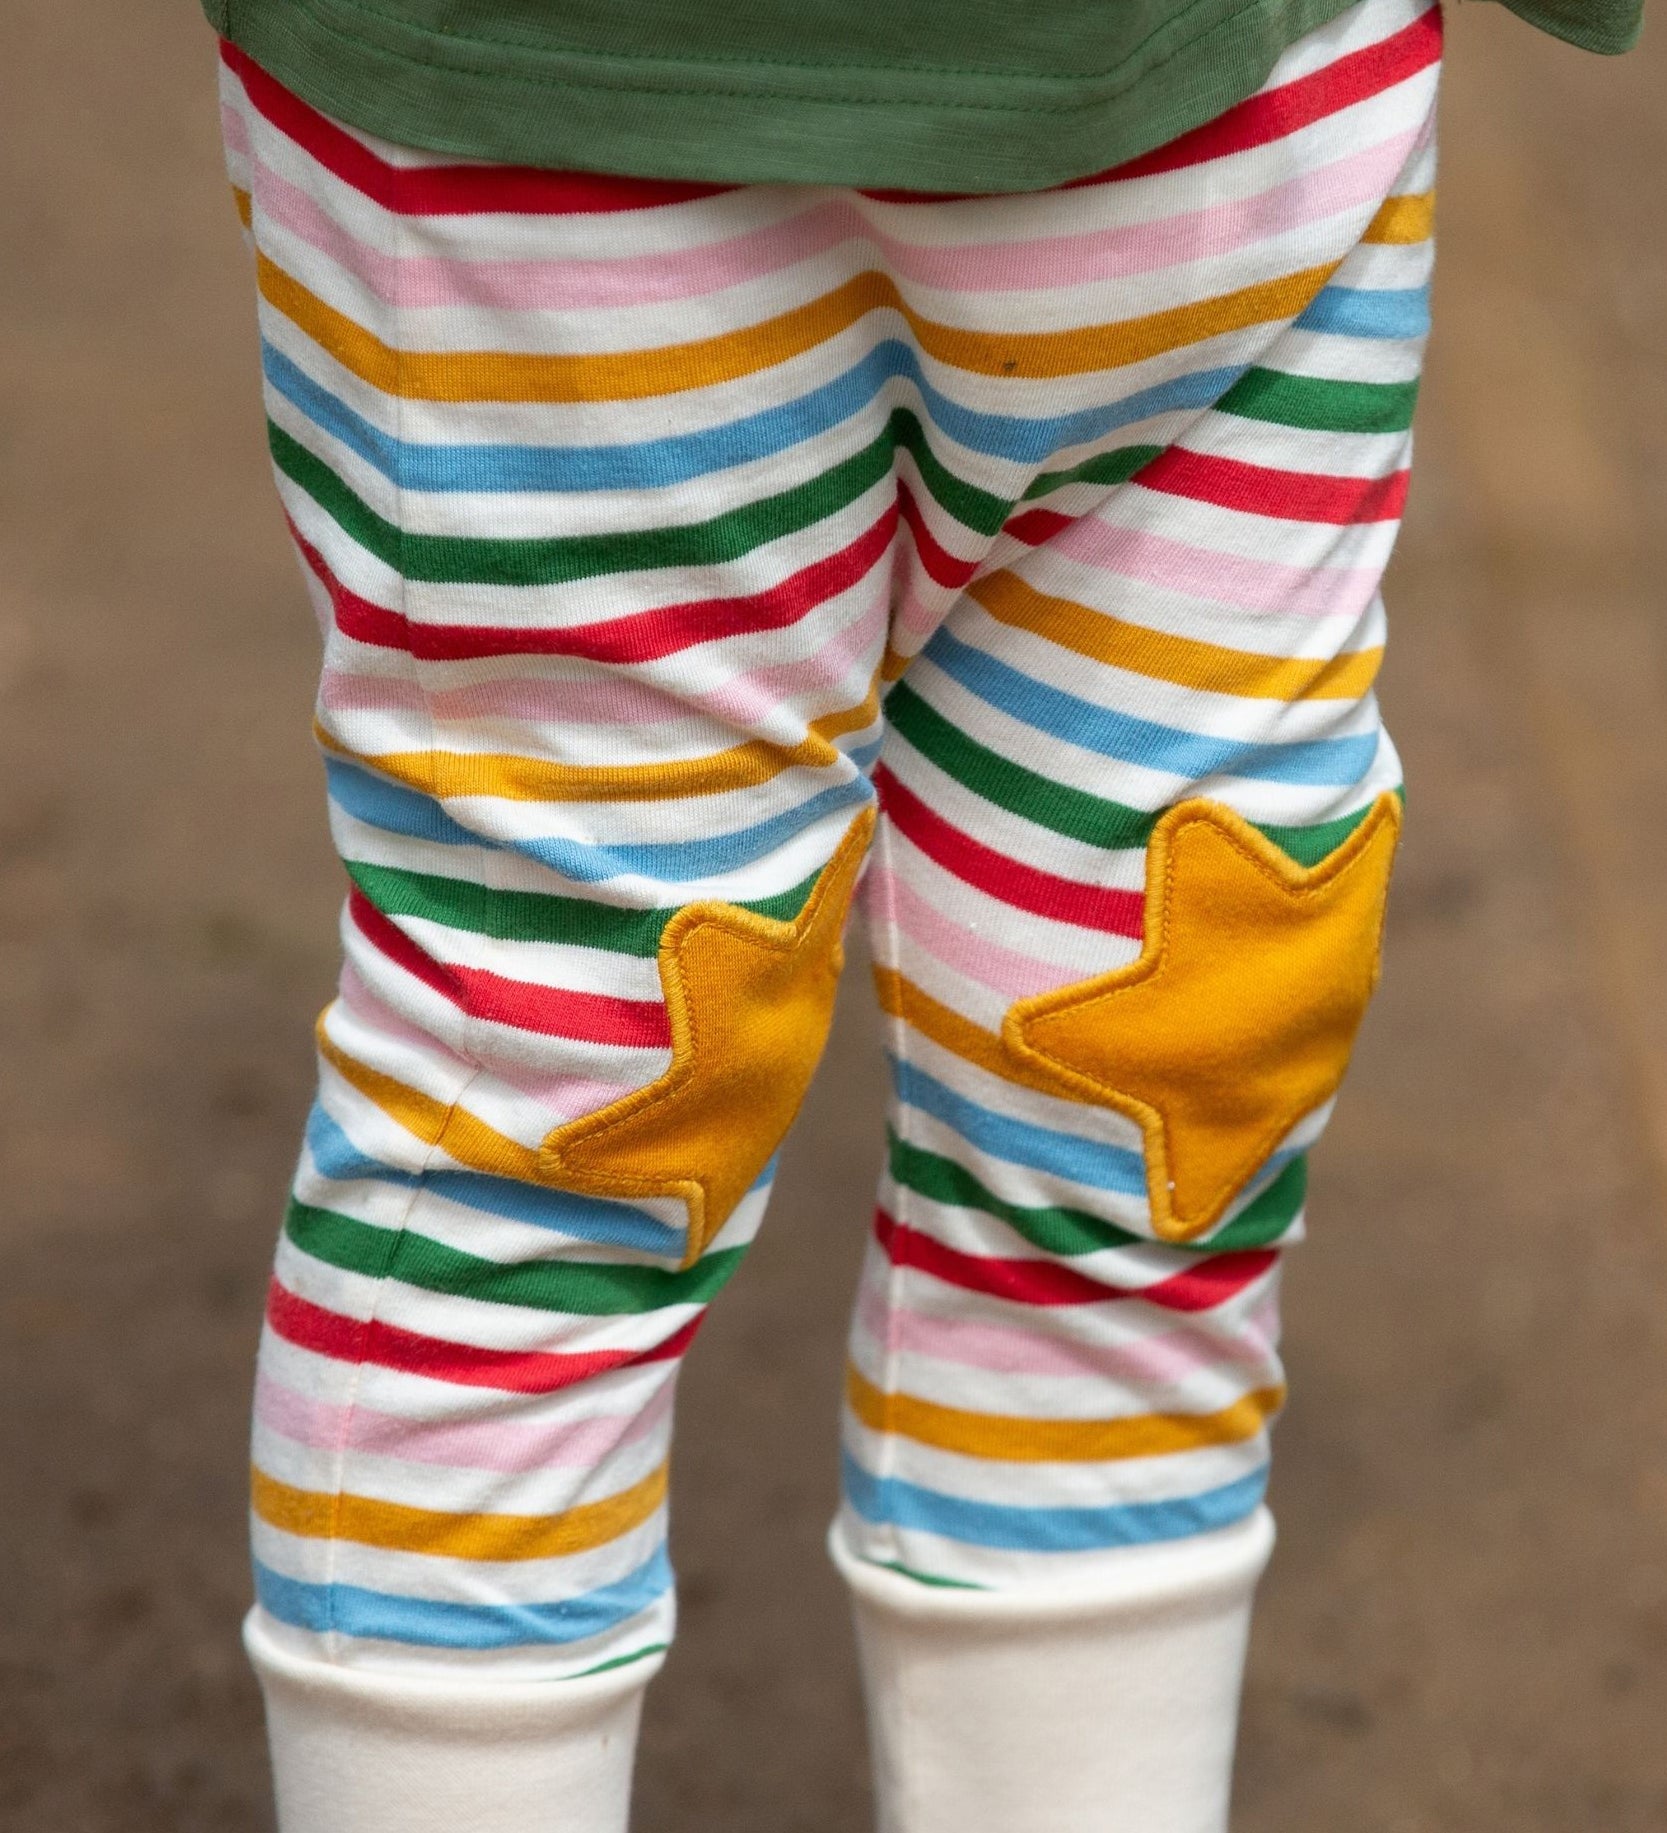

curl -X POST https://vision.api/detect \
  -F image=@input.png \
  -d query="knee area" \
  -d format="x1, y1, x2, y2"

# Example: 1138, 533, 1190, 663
536, 810, 874, 1261
1002, 795, 1401, 1242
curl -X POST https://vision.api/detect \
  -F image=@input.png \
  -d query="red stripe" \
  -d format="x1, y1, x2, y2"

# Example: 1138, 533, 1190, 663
451, 966, 671, 1049
348, 884, 462, 1002
876, 1211, 1277, 1310
898, 483, 978, 589
222, 42, 732, 217
347, 888, 671, 1048
265, 1279, 701, 1393
1001, 507, 1073, 547
292, 503, 896, 665
1134, 448, 1409, 524
858, 8, 1441, 202
876, 765, 1145, 938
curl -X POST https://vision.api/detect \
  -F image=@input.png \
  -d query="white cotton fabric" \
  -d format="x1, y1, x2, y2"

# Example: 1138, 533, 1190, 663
245, 1609, 660, 1833
831, 1508, 1275, 1833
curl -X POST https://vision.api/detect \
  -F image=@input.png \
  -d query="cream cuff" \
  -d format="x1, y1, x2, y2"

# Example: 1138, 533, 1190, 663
830, 1507, 1275, 1833
244, 1610, 661, 1833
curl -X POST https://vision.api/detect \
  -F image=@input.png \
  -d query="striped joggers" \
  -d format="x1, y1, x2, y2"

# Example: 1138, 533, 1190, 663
223, 0, 1440, 1691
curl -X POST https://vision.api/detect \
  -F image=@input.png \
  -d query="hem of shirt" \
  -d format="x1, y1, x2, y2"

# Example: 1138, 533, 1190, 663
1479, 0, 1643, 54
208, 0, 1364, 191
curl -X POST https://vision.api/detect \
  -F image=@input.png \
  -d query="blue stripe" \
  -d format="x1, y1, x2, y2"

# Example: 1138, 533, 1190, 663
924, 631, 1380, 787
252, 1545, 672, 1649
840, 1452, 1268, 1552
302, 1104, 685, 1256
264, 337, 1245, 496
326, 756, 484, 847
1295, 284, 1430, 340
891, 1058, 1147, 1195
326, 756, 877, 885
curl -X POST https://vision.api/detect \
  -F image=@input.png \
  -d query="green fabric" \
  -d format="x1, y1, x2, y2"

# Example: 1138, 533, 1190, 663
1484, 0, 1645, 51
214, 0, 1351, 191
212, 0, 1641, 193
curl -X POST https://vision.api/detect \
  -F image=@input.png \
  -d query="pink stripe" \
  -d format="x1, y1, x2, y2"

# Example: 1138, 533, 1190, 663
322, 662, 765, 733
255, 1368, 675, 1470
319, 590, 884, 737
873, 133, 1421, 295
252, 153, 846, 310
865, 868, 1081, 1001
1052, 516, 1384, 619
693, 588, 888, 732
251, 126, 1412, 317
320, 668, 430, 720
888, 572, 966, 661
329, 966, 473, 1076
221, 100, 252, 160
855, 1277, 1281, 1387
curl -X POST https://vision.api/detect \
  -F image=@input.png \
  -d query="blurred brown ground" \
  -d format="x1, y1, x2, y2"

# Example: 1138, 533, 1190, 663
2, 3, 1666, 1826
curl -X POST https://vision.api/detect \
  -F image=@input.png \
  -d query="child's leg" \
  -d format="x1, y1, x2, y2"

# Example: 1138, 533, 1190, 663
837, 15, 1437, 1831
218, 54, 896, 1830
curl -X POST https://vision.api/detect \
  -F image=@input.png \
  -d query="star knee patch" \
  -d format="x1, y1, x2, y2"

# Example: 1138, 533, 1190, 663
539, 808, 875, 1266
1003, 795, 1401, 1244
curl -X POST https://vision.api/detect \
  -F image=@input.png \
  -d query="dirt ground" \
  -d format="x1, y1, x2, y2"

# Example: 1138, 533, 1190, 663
2, 3, 1666, 1827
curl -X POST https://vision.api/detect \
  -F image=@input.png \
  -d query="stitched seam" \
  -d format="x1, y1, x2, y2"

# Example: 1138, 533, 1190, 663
554, 874, 827, 1157
251, 0, 1316, 112
1022, 803, 1390, 1052
311, 1064, 486, 1650
1022, 798, 1397, 1043
1013, 798, 1397, 1233
537, 812, 871, 1237
1034, 810, 1386, 1055
868, 809, 913, 1571
314, 157, 456, 1645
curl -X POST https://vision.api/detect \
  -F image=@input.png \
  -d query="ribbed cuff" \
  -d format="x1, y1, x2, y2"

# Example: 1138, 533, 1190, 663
244, 1610, 661, 1833
830, 1508, 1275, 1833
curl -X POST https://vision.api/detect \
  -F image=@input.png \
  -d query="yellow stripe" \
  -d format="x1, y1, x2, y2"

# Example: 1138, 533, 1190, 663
968, 572, 1382, 702
875, 965, 1142, 1112
317, 1024, 546, 1183
873, 965, 1062, 1093
252, 1462, 668, 1560
1363, 191, 1435, 245
257, 251, 1340, 402
232, 185, 252, 230
846, 1366, 1284, 1462
317, 683, 881, 805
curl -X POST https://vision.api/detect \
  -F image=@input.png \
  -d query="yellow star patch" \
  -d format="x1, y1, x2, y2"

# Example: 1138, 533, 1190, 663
1003, 795, 1401, 1244
538, 808, 874, 1266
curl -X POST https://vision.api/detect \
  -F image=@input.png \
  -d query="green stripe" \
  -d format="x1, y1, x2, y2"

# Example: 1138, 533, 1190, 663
887, 682, 1156, 850
272, 420, 896, 587
1258, 793, 1394, 866
894, 409, 1011, 535
887, 1134, 1305, 1255
573, 1644, 673, 1678
1022, 444, 1164, 502
1218, 368, 1419, 435
1214, 1156, 1309, 1248
272, 406, 1014, 588
285, 1200, 742, 1313
861, 1559, 984, 1590
343, 858, 818, 956
888, 681, 1389, 867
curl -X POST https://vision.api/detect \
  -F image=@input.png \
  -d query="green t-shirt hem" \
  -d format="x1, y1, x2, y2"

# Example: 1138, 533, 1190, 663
1477, 0, 1644, 52
211, 0, 1365, 192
